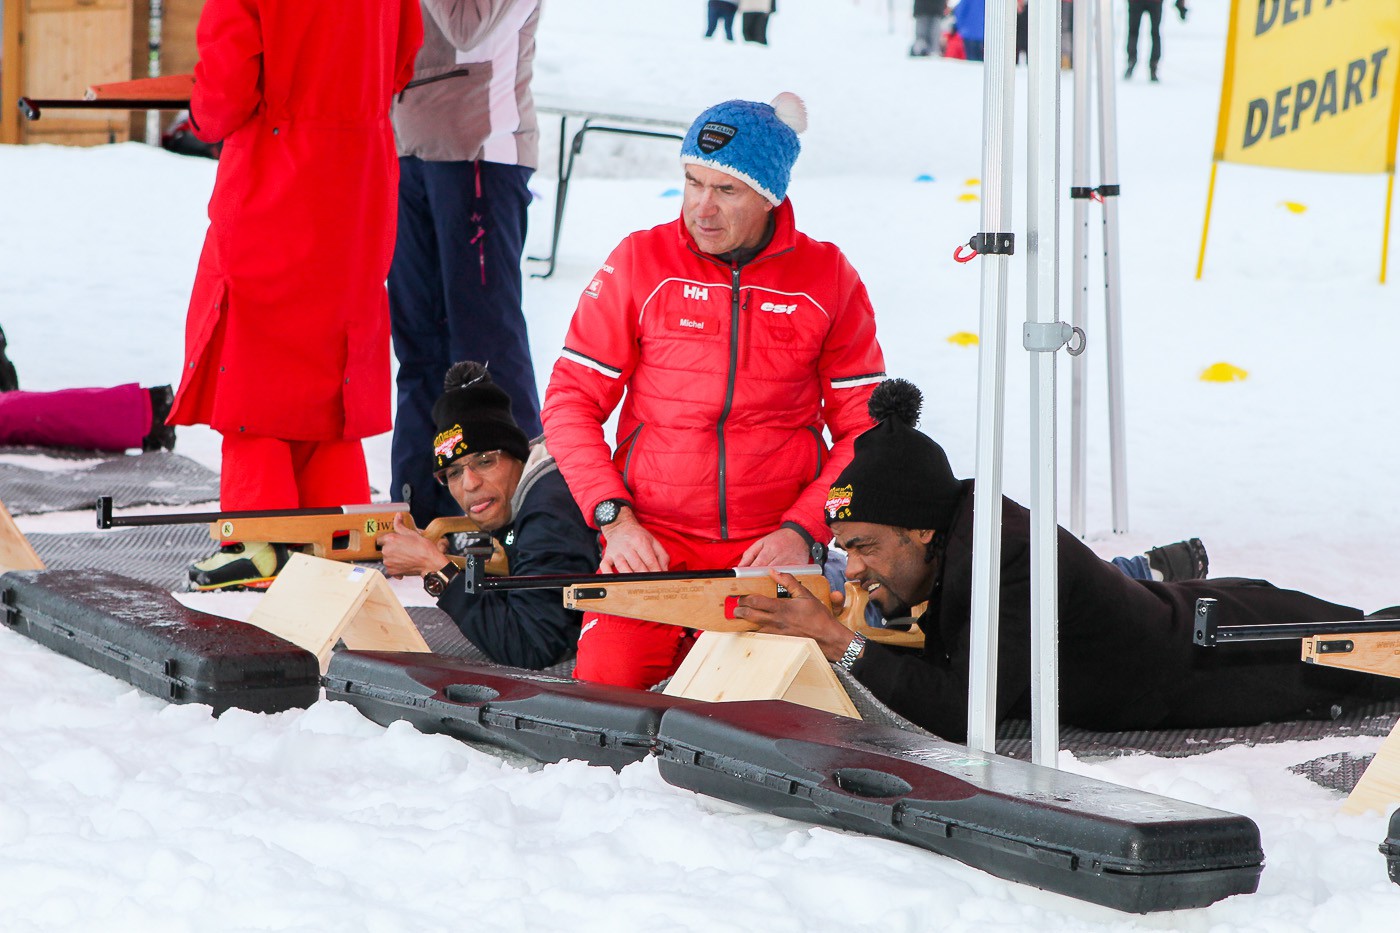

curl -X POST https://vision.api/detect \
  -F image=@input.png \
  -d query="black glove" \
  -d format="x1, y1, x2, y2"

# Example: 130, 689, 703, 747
1175, 0, 1188, 21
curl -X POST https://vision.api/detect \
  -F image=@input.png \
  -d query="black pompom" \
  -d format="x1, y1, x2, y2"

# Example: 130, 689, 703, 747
444, 360, 490, 392
868, 378, 922, 428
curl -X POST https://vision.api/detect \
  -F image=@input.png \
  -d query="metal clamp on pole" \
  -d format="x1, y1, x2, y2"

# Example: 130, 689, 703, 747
1069, 184, 1120, 202
1023, 321, 1087, 356
953, 232, 1016, 263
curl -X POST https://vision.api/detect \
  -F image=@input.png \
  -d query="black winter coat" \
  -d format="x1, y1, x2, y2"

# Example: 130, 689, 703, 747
437, 466, 599, 669
854, 480, 1397, 741
914, 0, 948, 17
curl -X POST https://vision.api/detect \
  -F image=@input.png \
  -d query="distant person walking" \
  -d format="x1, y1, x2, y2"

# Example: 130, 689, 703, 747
740, 0, 774, 45
1126, 0, 1185, 81
953, 0, 985, 62
706, 1, 738, 40
910, 0, 947, 58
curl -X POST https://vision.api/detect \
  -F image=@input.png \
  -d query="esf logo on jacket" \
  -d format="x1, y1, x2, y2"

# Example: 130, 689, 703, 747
760, 301, 797, 315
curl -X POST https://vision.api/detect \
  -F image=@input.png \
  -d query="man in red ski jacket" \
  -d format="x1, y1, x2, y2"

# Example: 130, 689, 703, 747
542, 93, 887, 688
171, 0, 422, 590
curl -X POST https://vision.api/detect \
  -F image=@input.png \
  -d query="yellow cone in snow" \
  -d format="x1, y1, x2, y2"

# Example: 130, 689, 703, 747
1278, 201, 1307, 214
947, 331, 979, 346
1200, 362, 1248, 382
964, 178, 981, 187
958, 193, 980, 202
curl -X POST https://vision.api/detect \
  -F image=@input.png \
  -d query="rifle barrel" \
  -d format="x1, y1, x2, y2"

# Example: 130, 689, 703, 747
95, 496, 408, 529
470, 564, 820, 592
18, 97, 191, 120
1194, 597, 1399, 646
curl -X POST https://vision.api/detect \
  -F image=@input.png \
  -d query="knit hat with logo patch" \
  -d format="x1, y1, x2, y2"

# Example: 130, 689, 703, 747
680, 92, 808, 206
430, 361, 530, 470
825, 379, 963, 532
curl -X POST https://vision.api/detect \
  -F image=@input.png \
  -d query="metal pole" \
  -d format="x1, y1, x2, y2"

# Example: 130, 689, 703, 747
965, 0, 1019, 754
1025, 0, 1064, 768
1094, 0, 1130, 533
145, 0, 163, 145
1068, 0, 1093, 539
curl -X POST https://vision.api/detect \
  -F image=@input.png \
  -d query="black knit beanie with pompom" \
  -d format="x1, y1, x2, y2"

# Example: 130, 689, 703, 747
429, 361, 531, 469
824, 379, 963, 531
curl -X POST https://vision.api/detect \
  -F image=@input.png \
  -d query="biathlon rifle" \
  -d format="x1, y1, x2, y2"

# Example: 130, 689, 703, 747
1194, 597, 1400, 681
452, 533, 924, 648
95, 497, 507, 574
17, 74, 193, 121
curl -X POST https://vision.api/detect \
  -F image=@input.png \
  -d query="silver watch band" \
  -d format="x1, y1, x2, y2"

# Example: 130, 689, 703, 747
837, 633, 866, 672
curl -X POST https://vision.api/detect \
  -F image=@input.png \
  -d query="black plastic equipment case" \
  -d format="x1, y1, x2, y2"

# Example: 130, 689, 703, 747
1382, 808, 1400, 885
324, 650, 706, 770
654, 702, 1264, 914
0, 569, 320, 714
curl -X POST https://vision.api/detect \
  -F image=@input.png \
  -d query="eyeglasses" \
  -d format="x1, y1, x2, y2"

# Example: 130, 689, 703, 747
434, 450, 504, 486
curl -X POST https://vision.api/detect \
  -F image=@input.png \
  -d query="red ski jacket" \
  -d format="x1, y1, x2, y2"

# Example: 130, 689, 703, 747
542, 200, 886, 544
171, 0, 422, 440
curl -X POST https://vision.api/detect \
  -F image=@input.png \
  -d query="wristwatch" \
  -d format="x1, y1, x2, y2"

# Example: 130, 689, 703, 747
782, 521, 829, 564
422, 561, 460, 598
593, 498, 631, 528
836, 633, 867, 672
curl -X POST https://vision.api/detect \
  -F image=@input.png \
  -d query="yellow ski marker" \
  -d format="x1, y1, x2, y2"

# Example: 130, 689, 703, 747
946, 331, 979, 346
1200, 362, 1248, 382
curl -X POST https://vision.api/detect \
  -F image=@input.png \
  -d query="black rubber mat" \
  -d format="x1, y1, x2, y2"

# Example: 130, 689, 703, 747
406, 605, 577, 675
29, 525, 208, 591
836, 666, 1400, 761
994, 706, 1400, 761
1289, 752, 1376, 794
0, 450, 218, 516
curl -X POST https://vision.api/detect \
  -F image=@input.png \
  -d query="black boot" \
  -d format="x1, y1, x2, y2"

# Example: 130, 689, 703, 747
141, 385, 177, 452
1146, 539, 1209, 582
1150, 66, 1160, 82
0, 325, 18, 392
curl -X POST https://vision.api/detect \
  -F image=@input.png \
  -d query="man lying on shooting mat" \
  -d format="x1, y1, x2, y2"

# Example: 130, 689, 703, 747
377, 362, 599, 669
734, 379, 1400, 740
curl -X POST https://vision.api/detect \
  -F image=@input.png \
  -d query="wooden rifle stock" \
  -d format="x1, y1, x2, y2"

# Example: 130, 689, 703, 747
462, 562, 924, 648
95, 496, 507, 574
1194, 597, 1400, 680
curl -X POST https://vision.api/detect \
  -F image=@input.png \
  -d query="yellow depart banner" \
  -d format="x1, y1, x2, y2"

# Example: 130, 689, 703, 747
1214, 0, 1400, 173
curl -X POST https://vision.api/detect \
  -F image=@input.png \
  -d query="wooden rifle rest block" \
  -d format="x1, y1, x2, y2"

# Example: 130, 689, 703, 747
663, 630, 861, 720
1306, 630, 1400, 814
246, 553, 429, 673
0, 497, 44, 572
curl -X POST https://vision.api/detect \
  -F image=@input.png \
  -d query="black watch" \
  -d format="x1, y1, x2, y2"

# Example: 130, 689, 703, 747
593, 498, 630, 527
422, 561, 460, 598
782, 521, 828, 564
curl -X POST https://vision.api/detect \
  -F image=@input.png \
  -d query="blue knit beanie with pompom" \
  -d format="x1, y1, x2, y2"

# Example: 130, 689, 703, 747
679, 92, 807, 205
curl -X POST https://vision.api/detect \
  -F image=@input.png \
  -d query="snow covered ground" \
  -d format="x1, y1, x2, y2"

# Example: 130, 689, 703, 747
2, 1, 1399, 928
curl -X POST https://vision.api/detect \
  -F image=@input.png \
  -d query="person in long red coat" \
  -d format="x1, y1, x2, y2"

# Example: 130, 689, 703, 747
170, 0, 423, 590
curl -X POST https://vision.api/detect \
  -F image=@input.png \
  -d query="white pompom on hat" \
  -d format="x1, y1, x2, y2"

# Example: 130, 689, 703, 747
679, 92, 807, 205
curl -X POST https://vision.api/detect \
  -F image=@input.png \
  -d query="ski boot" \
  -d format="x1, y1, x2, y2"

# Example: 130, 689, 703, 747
189, 542, 291, 591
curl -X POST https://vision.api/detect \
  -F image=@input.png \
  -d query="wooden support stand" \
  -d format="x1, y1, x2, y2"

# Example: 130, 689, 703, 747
0, 498, 45, 572
246, 553, 430, 673
1305, 631, 1400, 814
664, 631, 860, 719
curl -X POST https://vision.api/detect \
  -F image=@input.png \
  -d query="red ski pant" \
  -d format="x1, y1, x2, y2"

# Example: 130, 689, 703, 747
219, 433, 370, 512
572, 525, 763, 690
0, 384, 150, 451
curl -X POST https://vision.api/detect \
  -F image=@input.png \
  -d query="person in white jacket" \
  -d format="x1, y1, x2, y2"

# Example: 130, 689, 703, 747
389, 0, 543, 529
